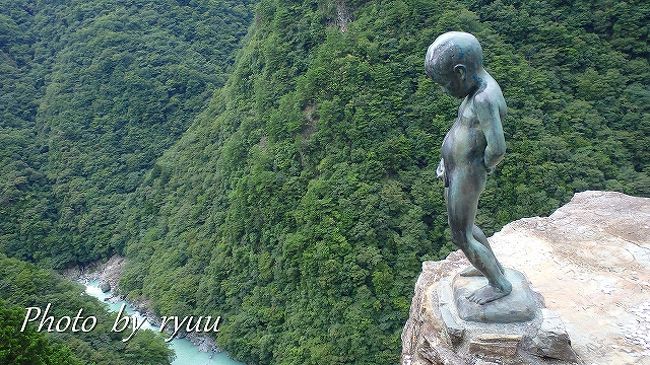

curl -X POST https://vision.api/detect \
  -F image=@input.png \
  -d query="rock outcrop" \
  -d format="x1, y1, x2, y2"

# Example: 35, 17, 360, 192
63, 255, 125, 292
401, 191, 650, 365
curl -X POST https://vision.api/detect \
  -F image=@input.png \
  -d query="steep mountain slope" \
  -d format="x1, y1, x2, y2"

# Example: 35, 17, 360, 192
119, 0, 649, 364
1, 2, 254, 360
0, 0, 254, 268
0, 254, 174, 364
0, 0, 53, 264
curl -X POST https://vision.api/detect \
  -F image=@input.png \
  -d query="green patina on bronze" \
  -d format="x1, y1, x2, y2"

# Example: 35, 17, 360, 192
426, 32, 512, 305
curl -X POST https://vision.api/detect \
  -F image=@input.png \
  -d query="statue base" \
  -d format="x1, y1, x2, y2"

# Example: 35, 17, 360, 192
435, 268, 577, 364
452, 269, 540, 323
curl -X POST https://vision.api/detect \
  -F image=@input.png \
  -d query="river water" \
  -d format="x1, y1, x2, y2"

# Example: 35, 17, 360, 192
84, 281, 243, 365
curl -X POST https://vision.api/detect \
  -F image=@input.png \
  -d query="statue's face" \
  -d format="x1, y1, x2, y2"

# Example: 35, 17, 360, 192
433, 68, 470, 99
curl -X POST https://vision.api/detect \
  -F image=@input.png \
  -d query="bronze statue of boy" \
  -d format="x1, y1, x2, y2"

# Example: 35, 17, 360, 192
425, 31, 512, 304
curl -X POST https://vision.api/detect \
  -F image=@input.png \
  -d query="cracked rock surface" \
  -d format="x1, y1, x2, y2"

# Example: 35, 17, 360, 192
401, 191, 650, 365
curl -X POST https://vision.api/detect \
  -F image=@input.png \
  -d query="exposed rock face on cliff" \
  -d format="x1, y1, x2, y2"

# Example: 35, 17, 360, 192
401, 191, 650, 365
63, 255, 125, 291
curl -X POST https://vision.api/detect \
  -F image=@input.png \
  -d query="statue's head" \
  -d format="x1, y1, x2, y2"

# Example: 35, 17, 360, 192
425, 31, 483, 98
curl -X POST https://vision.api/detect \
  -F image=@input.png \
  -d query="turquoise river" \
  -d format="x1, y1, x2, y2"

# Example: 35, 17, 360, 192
85, 281, 243, 365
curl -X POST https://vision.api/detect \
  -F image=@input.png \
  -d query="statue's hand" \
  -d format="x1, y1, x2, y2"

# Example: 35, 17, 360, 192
436, 158, 445, 179
483, 146, 504, 175
483, 156, 496, 175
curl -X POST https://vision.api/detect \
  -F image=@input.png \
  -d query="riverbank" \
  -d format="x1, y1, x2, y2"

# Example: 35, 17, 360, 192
63, 255, 221, 354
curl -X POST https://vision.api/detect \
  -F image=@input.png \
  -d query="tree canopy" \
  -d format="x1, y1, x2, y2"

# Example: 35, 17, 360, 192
1, 0, 254, 268
1, 0, 648, 364
117, 1, 649, 364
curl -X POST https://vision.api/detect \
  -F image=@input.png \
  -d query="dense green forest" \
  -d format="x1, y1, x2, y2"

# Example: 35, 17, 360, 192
1, 0, 648, 364
0, 254, 174, 364
1, 0, 253, 268
0, 300, 83, 365
117, 0, 649, 364
1, 0, 253, 361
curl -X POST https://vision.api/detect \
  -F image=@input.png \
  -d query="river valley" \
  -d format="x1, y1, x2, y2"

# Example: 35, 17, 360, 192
84, 280, 243, 365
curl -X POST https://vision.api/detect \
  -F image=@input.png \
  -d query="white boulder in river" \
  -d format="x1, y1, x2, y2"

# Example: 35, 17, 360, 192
400, 191, 650, 365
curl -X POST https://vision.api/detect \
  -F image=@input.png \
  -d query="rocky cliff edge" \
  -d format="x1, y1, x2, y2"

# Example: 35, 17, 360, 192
401, 191, 650, 365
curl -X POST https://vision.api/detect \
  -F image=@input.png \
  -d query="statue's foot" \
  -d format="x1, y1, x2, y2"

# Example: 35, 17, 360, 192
466, 282, 512, 305
459, 265, 506, 276
459, 266, 483, 277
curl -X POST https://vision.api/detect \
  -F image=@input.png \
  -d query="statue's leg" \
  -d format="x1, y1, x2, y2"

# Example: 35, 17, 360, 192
460, 226, 505, 276
447, 170, 511, 304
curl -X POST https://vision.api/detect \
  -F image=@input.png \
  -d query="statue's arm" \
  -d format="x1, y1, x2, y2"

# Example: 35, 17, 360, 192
475, 96, 506, 170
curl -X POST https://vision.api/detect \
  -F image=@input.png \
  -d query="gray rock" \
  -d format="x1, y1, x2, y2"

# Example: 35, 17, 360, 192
440, 306, 465, 345
100, 281, 111, 293
438, 279, 465, 344
468, 334, 521, 359
526, 309, 577, 362
418, 337, 466, 365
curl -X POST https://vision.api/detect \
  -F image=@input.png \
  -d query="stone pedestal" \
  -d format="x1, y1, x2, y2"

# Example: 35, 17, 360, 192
437, 269, 576, 363
452, 269, 540, 323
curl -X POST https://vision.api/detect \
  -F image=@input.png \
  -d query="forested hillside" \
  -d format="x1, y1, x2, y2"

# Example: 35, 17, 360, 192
0, 0, 253, 268
117, 1, 649, 364
1, 299, 86, 365
0, 254, 174, 365
2, 0, 648, 364
1, 1, 253, 362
